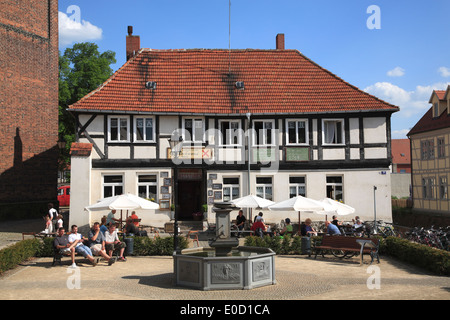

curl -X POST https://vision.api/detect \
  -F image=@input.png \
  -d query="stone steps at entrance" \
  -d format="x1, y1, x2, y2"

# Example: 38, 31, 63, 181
178, 220, 205, 232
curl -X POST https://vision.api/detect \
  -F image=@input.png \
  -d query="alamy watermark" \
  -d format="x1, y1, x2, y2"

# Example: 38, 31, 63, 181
367, 5, 381, 30
366, 265, 381, 290
66, 5, 81, 23
66, 266, 81, 290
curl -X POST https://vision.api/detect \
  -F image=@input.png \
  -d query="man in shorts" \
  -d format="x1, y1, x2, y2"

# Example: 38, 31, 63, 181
54, 227, 77, 266
105, 224, 127, 262
68, 225, 99, 267
88, 222, 116, 266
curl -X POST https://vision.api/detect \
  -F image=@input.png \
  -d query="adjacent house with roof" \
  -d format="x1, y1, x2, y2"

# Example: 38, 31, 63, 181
391, 139, 411, 199
407, 87, 450, 216
68, 28, 399, 230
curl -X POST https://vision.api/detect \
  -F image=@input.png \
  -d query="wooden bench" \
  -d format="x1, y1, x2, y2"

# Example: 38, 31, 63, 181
312, 236, 380, 265
52, 248, 84, 266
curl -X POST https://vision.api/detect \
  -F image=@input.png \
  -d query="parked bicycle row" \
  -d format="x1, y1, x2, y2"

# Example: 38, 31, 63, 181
403, 226, 450, 251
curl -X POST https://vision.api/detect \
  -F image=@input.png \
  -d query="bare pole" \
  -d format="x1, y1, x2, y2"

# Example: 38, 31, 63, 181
228, 0, 231, 74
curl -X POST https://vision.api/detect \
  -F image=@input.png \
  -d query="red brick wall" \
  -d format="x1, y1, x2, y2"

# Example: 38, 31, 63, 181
0, 0, 59, 205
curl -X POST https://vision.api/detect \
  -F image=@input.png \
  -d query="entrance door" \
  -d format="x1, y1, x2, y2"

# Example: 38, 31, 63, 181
176, 169, 204, 220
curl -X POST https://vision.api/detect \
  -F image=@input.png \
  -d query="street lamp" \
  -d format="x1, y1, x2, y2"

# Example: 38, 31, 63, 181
246, 112, 251, 196
169, 134, 183, 254
373, 186, 378, 234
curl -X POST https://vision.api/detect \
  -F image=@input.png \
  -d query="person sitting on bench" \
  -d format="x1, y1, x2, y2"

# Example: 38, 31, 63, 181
105, 224, 127, 262
68, 225, 99, 268
88, 222, 116, 266
54, 227, 77, 266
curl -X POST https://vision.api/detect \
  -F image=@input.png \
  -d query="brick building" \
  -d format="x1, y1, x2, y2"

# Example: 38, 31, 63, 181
0, 0, 59, 219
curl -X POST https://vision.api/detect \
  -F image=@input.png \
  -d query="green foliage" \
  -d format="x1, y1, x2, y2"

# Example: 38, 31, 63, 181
133, 236, 189, 256
37, 236, 189, 257
36, 237, 56, 257
0, 239, 41, 274
245, 235, 450, 276
58, 42, 116, 170
383, 237, 450, 276
244, 235, 294, 254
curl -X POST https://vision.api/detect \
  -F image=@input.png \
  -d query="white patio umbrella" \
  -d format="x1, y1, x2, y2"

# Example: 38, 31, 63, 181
231, 194, 275, 219
318, 198, 355, 218
231, 195, 275, 222
85, 193, 160, 211
231, 195, 275, 209
85, 193, 160, 226
268, 196, 329, 232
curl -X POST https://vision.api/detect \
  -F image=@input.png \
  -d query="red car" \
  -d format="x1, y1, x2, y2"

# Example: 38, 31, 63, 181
57, 185, 70, 207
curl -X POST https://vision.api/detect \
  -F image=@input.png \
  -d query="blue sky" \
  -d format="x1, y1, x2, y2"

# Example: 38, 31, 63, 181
59, 0, 450, 139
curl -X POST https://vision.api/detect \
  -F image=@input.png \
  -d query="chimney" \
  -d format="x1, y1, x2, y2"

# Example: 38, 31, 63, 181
276, 33, 285, 50
126, 26, 140, 61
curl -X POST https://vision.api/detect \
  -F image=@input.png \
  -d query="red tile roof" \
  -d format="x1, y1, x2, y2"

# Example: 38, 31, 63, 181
408, 106, 450, 136
70, 143, 93, 157
69, 49, 399, 115
429, 90, 446, 103
391, 139, 410, 165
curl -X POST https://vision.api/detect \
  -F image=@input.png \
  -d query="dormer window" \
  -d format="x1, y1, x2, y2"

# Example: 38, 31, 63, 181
433, 103, 439, 118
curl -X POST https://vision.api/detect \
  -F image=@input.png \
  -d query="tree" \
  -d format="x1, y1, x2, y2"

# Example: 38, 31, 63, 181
59, 43, 116, 172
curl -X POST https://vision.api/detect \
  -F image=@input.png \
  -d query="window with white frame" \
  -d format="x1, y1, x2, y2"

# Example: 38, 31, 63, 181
223, 177, 240, 202
256, 177, 273, 200
323, 119, 344, 145
183, 118, 204, 142
108, 116, 129, 142
253, 120, 275, 146
135, 117, 155, 142
286, 119, 308, 145
219, 120, 242, 146
103, 175, 123, 198
326, 176, 343, 201
137, 174, 158, 201
289, 176, 306, 198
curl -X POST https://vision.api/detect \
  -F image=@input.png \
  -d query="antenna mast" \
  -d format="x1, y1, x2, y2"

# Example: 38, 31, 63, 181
228, 0, 231, 74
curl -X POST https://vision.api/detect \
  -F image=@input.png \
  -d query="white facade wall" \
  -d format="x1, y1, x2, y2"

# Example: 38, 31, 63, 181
70, 113, 393, 228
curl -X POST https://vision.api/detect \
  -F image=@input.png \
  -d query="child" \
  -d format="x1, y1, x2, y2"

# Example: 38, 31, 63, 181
44, 215, 52, 233
56, 214, 64, 230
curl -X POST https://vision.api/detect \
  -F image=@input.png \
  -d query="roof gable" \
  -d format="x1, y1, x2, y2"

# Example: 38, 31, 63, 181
69, 49, 399, 115
408, 106, 450, 136
391, 139, 410, 164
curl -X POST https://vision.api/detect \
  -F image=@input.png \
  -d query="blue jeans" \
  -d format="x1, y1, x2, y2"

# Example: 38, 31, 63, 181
75, 244, 93, 258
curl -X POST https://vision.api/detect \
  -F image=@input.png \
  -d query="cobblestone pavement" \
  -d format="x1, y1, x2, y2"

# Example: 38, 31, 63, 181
1, 219, 449, 301
1, 254, 449, 300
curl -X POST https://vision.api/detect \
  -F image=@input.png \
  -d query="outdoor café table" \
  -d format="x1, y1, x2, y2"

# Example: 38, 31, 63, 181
356, 239, 379, 265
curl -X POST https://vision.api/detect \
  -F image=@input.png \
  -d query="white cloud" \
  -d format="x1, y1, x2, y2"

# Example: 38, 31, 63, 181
364, 81, 450, 118
438, 67, 450, 77
391, 129, 410, 139
59, 11, 103, 46
387, 67, 405, 77
364, 81, 450, 139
